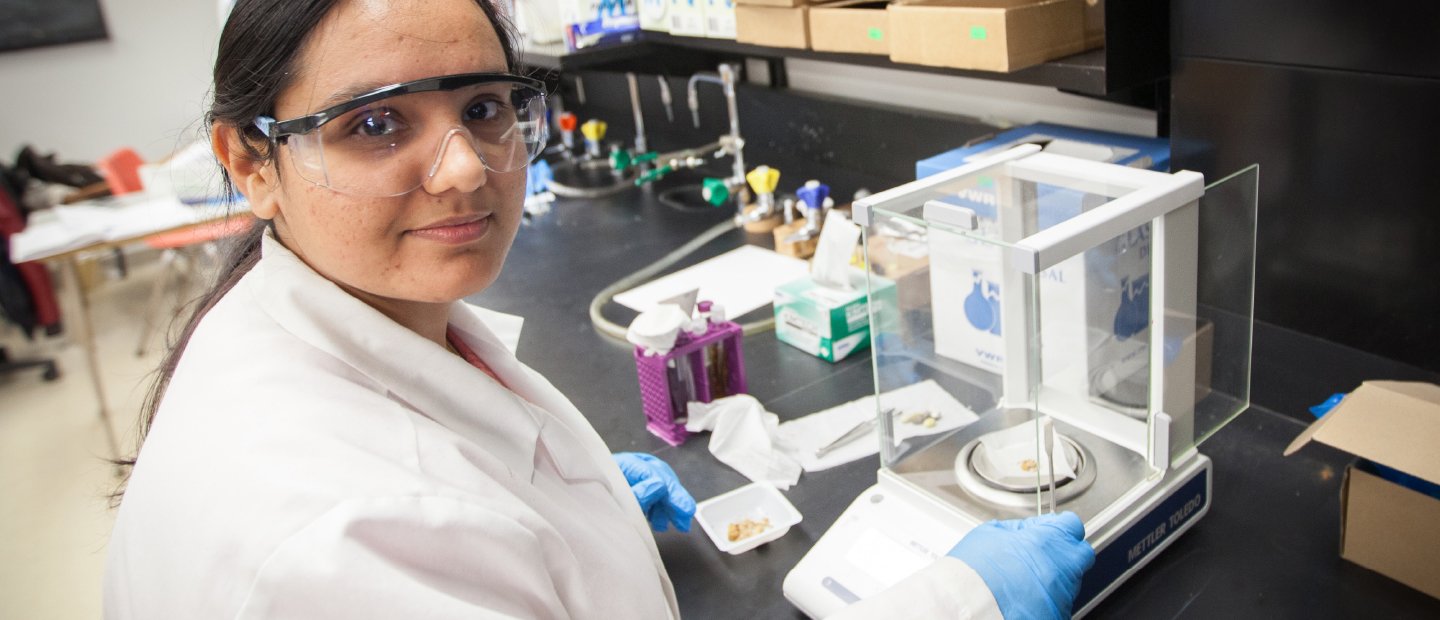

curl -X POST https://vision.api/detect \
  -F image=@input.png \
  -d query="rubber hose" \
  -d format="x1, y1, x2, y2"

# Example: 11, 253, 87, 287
589, 218, 778, 341
546, 159, 640, 199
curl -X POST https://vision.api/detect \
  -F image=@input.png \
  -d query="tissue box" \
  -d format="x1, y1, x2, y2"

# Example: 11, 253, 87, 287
1284, 381, 1440, 600
775, 270, 896, 362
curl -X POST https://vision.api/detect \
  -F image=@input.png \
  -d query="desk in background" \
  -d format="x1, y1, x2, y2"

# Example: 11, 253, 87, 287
8, 193, 250, 462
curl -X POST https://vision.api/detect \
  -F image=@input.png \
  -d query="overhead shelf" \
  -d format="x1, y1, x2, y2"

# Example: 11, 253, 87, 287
523, 33, 1121, 97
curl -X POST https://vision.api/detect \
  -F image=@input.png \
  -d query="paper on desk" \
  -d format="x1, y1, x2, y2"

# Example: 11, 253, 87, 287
776, 380, 980, 472
8, 214, 106, 262
613, 245, 807, 318
10, 195, 219, 263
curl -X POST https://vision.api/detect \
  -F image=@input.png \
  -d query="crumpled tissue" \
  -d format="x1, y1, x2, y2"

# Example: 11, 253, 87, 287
686, 394, 803, 490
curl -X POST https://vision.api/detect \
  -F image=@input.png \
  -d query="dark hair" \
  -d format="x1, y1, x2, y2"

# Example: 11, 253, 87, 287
113, 0, 521, 500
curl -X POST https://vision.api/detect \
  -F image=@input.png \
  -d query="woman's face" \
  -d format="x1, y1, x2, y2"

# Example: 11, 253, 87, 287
243, 0, 525, 306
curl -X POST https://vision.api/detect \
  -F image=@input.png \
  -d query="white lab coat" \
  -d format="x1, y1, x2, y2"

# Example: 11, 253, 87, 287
104, 233, 1002, 619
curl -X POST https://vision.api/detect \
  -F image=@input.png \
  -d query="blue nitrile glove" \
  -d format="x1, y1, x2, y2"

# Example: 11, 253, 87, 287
947, 512, 1095, 620
1309, 392, 1347, 418
612, 452, 696, 533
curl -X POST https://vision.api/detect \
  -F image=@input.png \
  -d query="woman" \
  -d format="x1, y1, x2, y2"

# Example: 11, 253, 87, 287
104, 0, 1092, 618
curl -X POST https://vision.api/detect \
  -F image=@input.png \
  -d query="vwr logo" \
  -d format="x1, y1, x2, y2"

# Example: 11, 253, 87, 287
954, 187, 998, 208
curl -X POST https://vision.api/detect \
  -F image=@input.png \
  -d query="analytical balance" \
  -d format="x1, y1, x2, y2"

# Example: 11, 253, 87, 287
784, 145, 1258, 617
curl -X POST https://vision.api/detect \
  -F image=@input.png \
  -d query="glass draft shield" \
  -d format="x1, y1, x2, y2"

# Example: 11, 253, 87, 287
254, 73, 548, 197
857, 145, 1256, 527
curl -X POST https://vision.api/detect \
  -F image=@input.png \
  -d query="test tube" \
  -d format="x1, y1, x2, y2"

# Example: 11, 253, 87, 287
697, 302, 730, 399
667, 356, 695, 423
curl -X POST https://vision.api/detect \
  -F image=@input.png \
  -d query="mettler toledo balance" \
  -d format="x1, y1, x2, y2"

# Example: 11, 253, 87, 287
785, 145, 1258, 617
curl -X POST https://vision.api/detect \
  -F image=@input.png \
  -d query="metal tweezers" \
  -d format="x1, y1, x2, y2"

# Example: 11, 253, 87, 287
815, 407, 902, 459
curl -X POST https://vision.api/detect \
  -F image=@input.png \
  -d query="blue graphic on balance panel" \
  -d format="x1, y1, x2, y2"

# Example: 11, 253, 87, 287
1113, 274, 1150, 341
964, 270, 1002, 335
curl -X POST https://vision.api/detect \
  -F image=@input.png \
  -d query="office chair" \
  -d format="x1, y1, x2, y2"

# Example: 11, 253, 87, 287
0, 165, 61, 382
0, 345, 59, 382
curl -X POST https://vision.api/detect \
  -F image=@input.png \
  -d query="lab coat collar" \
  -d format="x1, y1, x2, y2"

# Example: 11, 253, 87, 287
446, 308, 619, 489
252, 232, 553, 483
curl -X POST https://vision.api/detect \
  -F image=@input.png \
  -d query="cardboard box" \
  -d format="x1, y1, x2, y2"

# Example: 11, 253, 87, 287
809, 0, 890, 56
1083, 0, 1103, 48
735, 3, 810, 48
1284, 381, 1440, 600
916, 122, 1170, 179
774, 270, 897, 362
888, 0, 1085, 72
918, 123, 1171, 399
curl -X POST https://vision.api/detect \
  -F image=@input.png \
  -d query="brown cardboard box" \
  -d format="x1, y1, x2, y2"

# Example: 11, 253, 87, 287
1083, 0, 1103, 49
1284, 381, 1440, 600
809, 0, 891, 56
736, 4, 811, 48
887, 0, 1086, 72
737, 0, 810, 7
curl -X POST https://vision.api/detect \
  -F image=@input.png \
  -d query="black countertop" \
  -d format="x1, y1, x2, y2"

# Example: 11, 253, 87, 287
470, 154, 1440, 618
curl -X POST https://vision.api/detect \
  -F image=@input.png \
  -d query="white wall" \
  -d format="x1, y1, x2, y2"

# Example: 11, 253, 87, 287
0, 0, 221, 165
784, 58, 1158, 137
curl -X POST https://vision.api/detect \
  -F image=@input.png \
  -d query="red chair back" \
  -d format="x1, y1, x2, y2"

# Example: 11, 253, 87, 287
98, 148, 145, 195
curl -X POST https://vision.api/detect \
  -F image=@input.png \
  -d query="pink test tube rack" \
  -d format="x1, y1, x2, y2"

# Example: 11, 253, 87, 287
633, 318, 748, 446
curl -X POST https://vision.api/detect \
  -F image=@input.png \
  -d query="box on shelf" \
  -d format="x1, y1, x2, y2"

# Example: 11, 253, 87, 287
918, 123, 1169, 390
640, 0, 671, 31
1083, 0, 1103, 48
704, 0, 737, 38
1284, 381, 1440, 600
808, 0, 890, 56
735, 3, 811, 48
888, 0, 1085, 72
563, 0, 642, 50
774, 269, 897, 363
916, 122, 1170, 179
668, 0, 707, 36
736, 0, 809, 6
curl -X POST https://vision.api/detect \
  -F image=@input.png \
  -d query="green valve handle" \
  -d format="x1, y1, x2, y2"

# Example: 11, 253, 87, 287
701, 177, 730, 206
610, 149, 632, 173
636, 165, 674, 186
611, 150, 660, 173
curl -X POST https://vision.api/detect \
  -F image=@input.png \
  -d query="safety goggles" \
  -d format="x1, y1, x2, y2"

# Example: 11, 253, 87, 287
254, 73, 548, 197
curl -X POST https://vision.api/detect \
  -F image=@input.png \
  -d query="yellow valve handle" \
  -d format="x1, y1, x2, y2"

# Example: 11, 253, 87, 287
580, 119, 608, 142
746, 165, 780, 195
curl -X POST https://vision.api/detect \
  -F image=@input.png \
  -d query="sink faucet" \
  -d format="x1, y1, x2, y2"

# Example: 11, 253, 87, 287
687, 64, 749, 219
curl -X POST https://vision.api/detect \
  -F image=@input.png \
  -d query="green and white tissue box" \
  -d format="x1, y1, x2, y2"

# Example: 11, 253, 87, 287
774, 269, 896, 363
